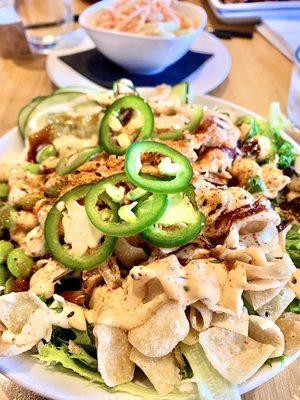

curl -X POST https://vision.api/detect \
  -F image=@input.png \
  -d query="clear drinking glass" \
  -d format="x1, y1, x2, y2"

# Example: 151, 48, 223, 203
17, 0, 74, 53
288, 46, 300, 128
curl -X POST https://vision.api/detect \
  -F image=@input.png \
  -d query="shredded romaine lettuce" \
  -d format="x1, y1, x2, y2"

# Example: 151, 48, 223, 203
180, 343, 241, 400
114, 382, 198, 400
180, 355, 193, 379
269, 102, 292, 132
243, 298, 259, 316
286, 224, 300, 267
265, 355, 286, 368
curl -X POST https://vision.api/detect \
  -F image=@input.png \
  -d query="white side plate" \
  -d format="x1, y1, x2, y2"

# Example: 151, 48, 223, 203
46, 29, 231, 95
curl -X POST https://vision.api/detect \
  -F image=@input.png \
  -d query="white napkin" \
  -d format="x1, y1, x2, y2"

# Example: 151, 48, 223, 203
257, 19, 300, 62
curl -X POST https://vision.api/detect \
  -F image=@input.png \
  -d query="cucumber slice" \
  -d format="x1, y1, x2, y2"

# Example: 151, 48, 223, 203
170, 82, 189, 105
18, 96, 45, 138
187, 105, 203, 132
24, 92, 103, 139
157, 106, 202, 140
55, 86, 114, 106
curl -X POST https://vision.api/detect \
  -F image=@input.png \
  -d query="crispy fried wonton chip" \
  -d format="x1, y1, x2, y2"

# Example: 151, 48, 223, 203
86, 285, 168, 330
276, 313, 300, 355
211, 307, 249, 336
128, 302, 189, 357
199, 327, 274, 384
217, 262, 247, 317
130, 348, 181, 395
93, 324, 134, 387
245, 254, 296, 281
244, 247, 269, 267
244, 279, 286, 291
289, 269, 300, 300
129, 256, 247, 316
114, 237, 147, 268
248, 315, 284, 358
0, 292, 51, 356
244, 281, 288, 310
181, 327, 199, 345
212, 245, 252, 264
49, 294, 87, 331
224, 209, 280, 251
256, 287, 296, 322
189, 301, 213, 333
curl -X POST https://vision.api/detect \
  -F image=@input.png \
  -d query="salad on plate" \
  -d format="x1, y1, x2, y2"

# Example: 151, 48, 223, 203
0, 80, 299, 399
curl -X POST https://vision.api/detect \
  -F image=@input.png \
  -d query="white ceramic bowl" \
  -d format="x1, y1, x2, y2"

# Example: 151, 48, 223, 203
79, 0, 207, 75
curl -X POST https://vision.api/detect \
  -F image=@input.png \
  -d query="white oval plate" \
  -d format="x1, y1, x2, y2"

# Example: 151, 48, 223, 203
0, 95, 298, 400
46, 29, 231, 95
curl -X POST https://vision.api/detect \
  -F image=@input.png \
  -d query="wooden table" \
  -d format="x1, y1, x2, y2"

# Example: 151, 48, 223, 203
0, 1, 299, 399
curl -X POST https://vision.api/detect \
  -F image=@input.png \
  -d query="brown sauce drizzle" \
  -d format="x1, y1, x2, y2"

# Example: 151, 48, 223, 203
241, 139, 260, 158
215, 200, 266, 231
61, 290, 86, 306
195, 116, 215, 135
27, 125, 54, 162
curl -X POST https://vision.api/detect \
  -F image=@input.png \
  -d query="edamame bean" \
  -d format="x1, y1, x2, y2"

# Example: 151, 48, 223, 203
16, 194, 43, 211
7, 248, 34, 278
24, 163, 42, 174
0, 183, 9, 199
4, 276, 14, 294
0, 205, 15, 230
36, 144, 57, 164
0, 264, 9, 286
0, 240, 14, 263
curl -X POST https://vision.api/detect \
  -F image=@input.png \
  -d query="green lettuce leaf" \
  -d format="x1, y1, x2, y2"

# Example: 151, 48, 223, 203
67, 342, 98, 370
243, 298, 259, 316
180, 343, 241, 400
36, 344, 104, 385
276, 138, 296, 169
37, 343, 198, 399
286, 224, 300, 267
236, 115, 260, 139
71, 327, 94, 346
246, 175, 266, 194
285, 298, 300, 314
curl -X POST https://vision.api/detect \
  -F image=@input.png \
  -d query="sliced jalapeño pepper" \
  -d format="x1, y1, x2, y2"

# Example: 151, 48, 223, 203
44, 185, 117, 270
55, 146, 103, 176
141, 186, 205, 248
125, 141, 193, 194
99, 95, 154, 156
156, 106, 203, 141
85, 173, 167, 237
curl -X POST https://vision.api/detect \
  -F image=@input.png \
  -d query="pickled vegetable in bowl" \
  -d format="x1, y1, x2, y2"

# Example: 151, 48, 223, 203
91, 0, 197, 37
